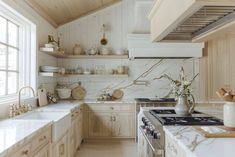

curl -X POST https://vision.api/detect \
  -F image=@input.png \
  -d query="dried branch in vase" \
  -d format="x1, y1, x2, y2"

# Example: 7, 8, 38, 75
216, 88, 235, 102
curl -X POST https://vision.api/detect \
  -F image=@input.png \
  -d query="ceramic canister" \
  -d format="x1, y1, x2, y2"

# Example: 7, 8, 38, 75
224, 102, 235, 128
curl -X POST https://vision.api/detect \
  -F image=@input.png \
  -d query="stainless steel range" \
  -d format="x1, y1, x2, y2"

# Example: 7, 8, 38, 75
135, 98, 176, 140
138, 109, 223, 157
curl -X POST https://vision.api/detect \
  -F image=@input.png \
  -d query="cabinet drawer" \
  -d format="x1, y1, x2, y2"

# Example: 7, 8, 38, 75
32, 128, 51, 153
165, 135, 186, 157
87, 104, 134, 112
12, 143, 31, 157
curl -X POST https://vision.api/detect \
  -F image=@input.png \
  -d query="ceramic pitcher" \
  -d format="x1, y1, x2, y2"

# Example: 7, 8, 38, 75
175, 96, 195, 116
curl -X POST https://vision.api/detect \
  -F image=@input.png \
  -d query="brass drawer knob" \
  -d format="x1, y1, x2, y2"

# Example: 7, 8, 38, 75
22, 150, 29, 155
39, 135, 47, 142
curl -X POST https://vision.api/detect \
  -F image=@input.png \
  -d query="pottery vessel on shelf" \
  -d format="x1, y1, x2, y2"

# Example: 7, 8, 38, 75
73, 44, 83, 55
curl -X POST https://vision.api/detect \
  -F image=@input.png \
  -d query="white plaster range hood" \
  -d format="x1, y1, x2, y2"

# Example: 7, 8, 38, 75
127, 34, 204, 59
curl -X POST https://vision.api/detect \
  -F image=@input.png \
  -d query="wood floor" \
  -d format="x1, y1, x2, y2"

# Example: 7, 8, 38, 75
75, 140, 138, 157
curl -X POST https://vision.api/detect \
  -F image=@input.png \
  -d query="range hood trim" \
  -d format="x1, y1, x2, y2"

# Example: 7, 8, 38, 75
128, 34, 204, 59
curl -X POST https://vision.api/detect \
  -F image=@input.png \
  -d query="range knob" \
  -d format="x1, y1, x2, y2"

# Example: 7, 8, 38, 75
142, 117, 149, 125
153, 131, 161, 139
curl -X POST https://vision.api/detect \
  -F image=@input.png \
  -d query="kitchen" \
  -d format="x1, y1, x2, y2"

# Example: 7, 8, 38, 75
0, 0, 235, 157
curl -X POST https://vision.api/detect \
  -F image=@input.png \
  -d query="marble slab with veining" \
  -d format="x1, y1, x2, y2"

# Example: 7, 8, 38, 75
164, 125, 235, 157
0, 120, 52, 157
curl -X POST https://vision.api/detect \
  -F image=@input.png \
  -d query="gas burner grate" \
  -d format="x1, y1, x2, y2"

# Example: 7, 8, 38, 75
150, 109, 201, 115
159, 117, 224, 125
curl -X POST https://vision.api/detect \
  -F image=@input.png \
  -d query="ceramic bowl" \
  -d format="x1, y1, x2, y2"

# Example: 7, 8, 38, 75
56, 88, 71, 99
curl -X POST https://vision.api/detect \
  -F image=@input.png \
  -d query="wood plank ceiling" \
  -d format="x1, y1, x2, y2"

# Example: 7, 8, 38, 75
24, 0, 121, 27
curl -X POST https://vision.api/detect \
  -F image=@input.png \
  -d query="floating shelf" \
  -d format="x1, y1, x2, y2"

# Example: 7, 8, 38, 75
39, 72, 129, 78
40, 48, 129, 59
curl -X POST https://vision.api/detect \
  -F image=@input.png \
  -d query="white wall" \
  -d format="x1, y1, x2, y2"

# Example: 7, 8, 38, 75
57, 0, 199, 100
0, 0, 57, 119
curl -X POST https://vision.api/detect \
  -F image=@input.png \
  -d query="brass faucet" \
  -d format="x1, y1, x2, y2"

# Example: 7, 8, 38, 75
18, 86, 36, 107
9, 86, 36, 118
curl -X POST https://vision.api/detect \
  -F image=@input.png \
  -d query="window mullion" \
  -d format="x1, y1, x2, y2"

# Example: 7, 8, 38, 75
5, 20, 8, 95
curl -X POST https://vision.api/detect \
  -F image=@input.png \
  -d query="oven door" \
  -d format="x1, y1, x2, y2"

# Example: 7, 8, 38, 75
139, 126, 164, 157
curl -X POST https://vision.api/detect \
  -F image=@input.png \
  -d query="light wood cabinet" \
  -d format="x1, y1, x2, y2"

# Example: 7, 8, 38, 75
76, 109, 83, 148
112, 112, 135, 137
69, 119, 76, 157
53, 134, 68, 157
84, 103, 135, 139
33, 144, 50, 157
88, 112, 112, 137
11, 143, 31, 157
68, 107, 83, 157
9, 125, 52, 157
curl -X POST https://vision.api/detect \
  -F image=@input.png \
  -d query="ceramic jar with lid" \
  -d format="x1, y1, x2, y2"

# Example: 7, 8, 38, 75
73, 44, 83, 55
224, 102, 235, 129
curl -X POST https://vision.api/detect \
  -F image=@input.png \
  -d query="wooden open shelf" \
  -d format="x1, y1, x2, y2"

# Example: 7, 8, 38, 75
40, 48, 129, 59
39, 72, 129, 78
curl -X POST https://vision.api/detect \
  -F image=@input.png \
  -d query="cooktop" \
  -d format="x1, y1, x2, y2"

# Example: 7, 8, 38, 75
135, 98, 176, 102
149, 109, 223, 126
150, 109, 201, 115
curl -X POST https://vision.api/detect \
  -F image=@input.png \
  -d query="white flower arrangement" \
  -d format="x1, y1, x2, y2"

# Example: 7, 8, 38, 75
158, 67, 198, 98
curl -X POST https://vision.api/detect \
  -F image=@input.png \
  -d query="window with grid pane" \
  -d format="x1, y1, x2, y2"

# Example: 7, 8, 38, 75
0, 15, 19, 96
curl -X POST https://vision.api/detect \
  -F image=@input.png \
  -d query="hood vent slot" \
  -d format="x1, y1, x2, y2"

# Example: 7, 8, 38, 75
164, 6, 235, 41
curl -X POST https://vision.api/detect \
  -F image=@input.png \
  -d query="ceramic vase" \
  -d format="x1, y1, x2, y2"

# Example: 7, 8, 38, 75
224, 102, 235, 129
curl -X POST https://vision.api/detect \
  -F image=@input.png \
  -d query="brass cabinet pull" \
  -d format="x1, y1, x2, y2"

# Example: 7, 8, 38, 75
22, 150, 29, 155
59, 144, 65, 155
39, 135, 47, 142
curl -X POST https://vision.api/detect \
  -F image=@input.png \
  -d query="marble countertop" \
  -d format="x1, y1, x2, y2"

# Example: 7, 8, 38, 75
164, 126, 235, 157
38, 100, 82, 112
0, 119, 51, 157
72, 99, 136, 104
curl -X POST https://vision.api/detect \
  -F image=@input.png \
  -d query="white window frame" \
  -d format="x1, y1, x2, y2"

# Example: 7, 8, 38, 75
0, 15, 20, 96
0, 2, 36, 103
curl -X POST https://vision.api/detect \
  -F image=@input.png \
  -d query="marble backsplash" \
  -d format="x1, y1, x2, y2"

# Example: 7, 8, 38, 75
57, 58, 199, 100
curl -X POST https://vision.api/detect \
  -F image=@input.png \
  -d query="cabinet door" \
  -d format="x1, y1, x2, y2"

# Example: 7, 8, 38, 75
112, 112, 135, 138
54, 134, 68, 157
69, 121, 76, 157
77, 113, 83, 148
88, 112, 112, 137
74, 115, 81, 149
34, 144, 50, 157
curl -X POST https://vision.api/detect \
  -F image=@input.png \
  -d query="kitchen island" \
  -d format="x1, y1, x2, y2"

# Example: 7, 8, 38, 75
164, 125, 235, 157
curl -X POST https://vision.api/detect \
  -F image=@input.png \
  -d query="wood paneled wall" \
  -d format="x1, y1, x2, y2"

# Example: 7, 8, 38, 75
199, 34, 235, 101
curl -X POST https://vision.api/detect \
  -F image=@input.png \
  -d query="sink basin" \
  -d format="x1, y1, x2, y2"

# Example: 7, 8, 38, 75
15, 111, 71, 142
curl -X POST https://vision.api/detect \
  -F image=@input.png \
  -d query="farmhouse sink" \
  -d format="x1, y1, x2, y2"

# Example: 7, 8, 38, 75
15, 111, 71, 142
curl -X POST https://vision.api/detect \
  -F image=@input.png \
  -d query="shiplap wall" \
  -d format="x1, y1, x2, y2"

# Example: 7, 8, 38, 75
57, 0, 199, 99
57, 0, 136, 54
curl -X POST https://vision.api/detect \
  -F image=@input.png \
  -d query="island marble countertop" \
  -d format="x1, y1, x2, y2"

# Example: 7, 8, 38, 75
164, 125, 235, 157
0, 119, 52, 157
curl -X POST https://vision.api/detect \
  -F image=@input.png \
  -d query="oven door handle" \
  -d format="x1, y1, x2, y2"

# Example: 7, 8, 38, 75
139, 126, 164, 157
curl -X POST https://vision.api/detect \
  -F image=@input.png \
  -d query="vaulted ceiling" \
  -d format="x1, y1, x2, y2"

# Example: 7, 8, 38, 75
24, 0, 121, 27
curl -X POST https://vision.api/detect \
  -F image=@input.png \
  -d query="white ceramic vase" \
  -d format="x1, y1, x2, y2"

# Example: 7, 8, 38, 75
224, 102, 235, 128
